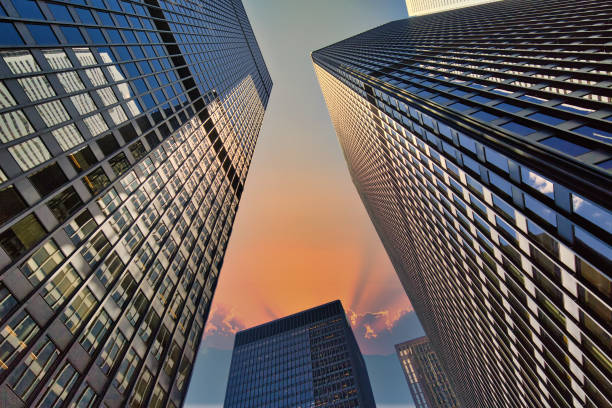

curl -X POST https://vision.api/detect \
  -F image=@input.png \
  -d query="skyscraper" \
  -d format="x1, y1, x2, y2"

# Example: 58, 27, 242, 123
0, 0, 271, 407
405, 0, 499, 17
312, 1, 611, 407
395, 337, 459, 408
224, 300, 376, 407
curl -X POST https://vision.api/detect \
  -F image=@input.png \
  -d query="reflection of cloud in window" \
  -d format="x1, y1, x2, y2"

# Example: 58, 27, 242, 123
528, 172, 554, 196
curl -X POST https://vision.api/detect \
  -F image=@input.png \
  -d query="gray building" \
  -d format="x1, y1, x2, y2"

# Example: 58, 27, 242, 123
396, 337, 459, 408
224, 300, 376, 408
312, 0, 611, 407
0, 0, 271, 407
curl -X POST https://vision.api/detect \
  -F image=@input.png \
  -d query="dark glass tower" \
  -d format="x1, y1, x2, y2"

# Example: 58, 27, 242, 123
395, 337, 460, 408
0, 0, 271, 407
224, 300, 376, 408
312, 1, 611, 407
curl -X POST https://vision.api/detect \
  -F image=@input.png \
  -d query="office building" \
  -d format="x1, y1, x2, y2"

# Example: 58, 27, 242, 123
395, 337, 459, 408
405, 0, 500, 16
224, 300, 375, 407
0, 0, 271, 407
312, 0, 611, 407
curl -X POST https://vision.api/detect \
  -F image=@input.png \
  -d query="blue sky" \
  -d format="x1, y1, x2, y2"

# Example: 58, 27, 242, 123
185, 0, 421, 406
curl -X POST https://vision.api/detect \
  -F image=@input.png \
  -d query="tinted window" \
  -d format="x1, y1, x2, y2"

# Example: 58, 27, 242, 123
540, 137, 589, 157
48, 187, 83, 222
61, 27, 85, 44
28, 163, 68, 197
500, 121, 535, 136
12, 0, 43, 19
47, 3, 73, 21
97, 134, 120, 156
0, 23, 24, 45
68, 146, 98, 173
27, 24, 59, 45
0, 186, 27, 224
0, 214, 46, 259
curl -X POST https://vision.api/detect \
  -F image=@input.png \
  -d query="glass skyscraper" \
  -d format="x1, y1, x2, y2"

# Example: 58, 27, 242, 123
312, 1, 611, 407
396, 337, 459, 408
224, 300, 376, 408
0, 0, 271, 407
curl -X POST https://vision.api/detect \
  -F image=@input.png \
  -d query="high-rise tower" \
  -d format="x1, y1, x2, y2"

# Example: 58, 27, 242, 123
312, 1, 611, 407
396, 337, 460, 408
224, 300, 376, 408
0, 1, 271, 407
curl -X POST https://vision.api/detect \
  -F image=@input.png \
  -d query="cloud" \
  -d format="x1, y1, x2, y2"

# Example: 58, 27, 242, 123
349, 309, 425, 355
202, 304, 247, 349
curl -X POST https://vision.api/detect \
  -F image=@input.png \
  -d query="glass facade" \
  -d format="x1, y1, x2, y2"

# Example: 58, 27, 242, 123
312, 1, 611, 407
396, 337, 459, 408
225, 300, 376, 408
0, 0, 271, 407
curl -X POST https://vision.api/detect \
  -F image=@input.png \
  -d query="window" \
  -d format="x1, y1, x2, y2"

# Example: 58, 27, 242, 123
79, 309, 112, 354
94, 251, 123, 288
572, 194, 612, 233
113, 348, 140, 393
540, 137, 589, 157
68, 146, 98, 173
27, 24, 59, 45
151, 325, 170, 361
524, 194, 557, 226
97, 134, 120, 156
109, 152, 131, 176
134, 243, 153, 272
111, 273, 136, 308
0, 310, 39, 370
96, 330, 126, 375
64, 210, 97, 245
129, 368, 153, 407
47, 3, 72, 22
163, 342, 181, 376
138, 309, 160, 346
38, 362, 79, 407
97, 188, 121, 216
108, 205, 133, 235
122, 225, 143, 255
82, 167, 111, 195
521, 167, 554, 199
42, 263, 81, 310
149, 384, 166, 408
73, 383, 98, 408
48, 186, 83, 223
125, 291, 148, 327
60, 287, 98, 334
36, 100, 69, 127
80, 231, 111, 267
27, 163, 68, 199
500, 121, 535, 136
0, 284, 17, 321
176, 358, 192, 391
0, 110, 34, 143
20, 239, 64, 285
8, 336, 59, 400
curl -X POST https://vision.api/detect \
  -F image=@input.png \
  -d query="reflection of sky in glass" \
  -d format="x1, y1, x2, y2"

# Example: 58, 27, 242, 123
573, 195, 612, 234
522, 168, 554, 198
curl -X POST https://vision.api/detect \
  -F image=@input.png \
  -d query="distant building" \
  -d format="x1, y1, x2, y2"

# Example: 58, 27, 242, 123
396, 337, 459, 408
224, 300, 376, 407
405, 0, 500, 16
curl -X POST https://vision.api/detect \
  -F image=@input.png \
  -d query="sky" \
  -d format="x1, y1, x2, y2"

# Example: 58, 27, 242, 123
186, 0, 420, 406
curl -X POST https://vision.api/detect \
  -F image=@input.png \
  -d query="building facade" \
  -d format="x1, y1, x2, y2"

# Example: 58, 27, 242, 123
395, 337, 460, 408
224, 300, 376, 408
312, 1, 611, 407
0, 0, 271, 407
405, 0, 499, 17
